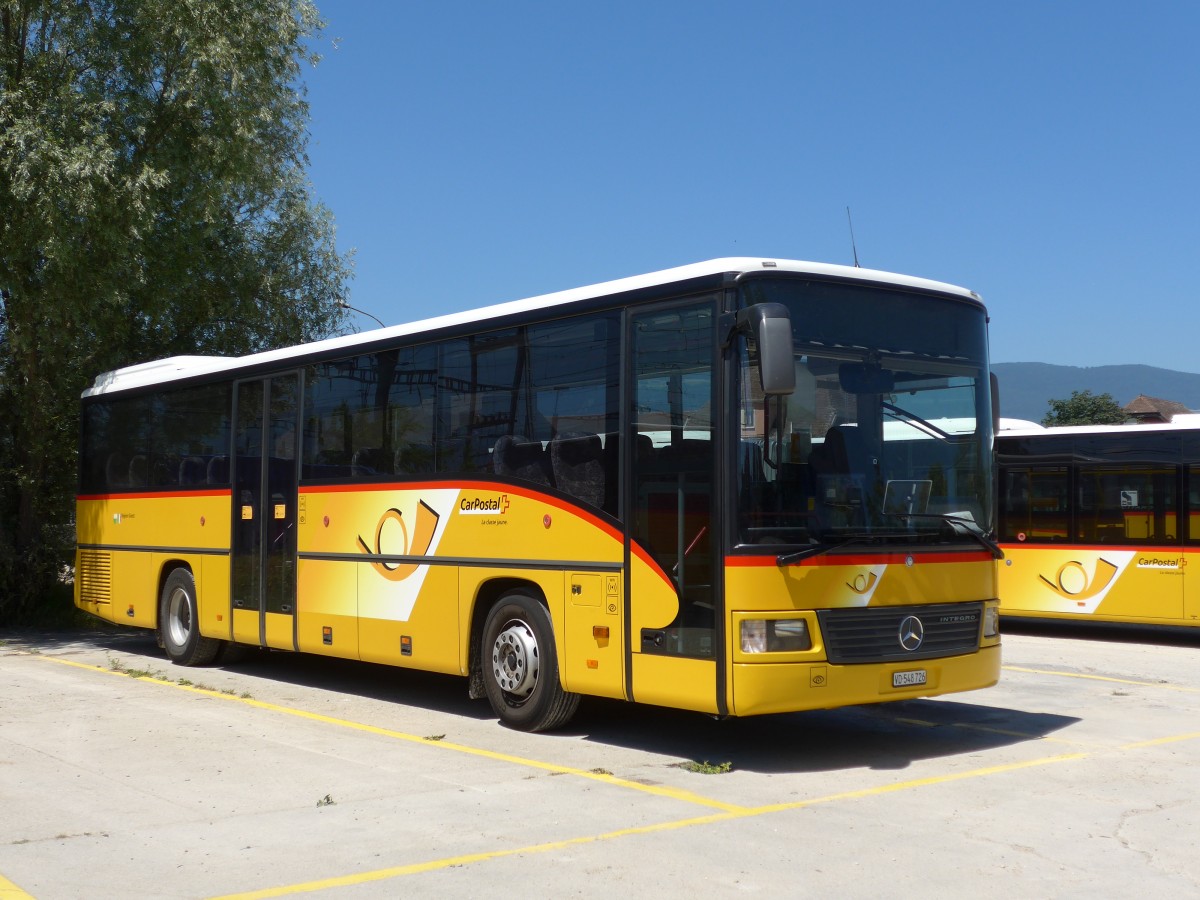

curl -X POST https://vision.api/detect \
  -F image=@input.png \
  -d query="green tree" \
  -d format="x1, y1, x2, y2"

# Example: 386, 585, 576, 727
1041, 390, 1129, 427
0, 0, 352, 623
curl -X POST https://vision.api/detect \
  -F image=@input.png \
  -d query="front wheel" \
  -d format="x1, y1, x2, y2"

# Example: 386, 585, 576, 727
481, 591, 580, 732
160, 568, 222, 666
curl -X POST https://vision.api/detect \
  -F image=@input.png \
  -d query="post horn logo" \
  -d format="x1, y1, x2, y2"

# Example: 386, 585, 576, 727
356, 500, 440, 581
847, 572, 879, 594
1039, 557, 1119, 600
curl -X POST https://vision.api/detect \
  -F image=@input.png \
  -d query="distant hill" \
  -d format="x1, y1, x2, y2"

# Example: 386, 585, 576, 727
992, 363, 1200, 423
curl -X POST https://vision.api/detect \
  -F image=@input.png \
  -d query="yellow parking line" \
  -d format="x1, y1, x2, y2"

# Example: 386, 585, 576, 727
208, 729, 1200, 899
205, 747, 1103, 899
751, 751, 1089, 814
1003, 664, 1200, 693
0, 874, 36, 900
207, 811, 742, 900
1120, 731, 1200, 751
35, 654, 1200, 899
40, 655, 746, 814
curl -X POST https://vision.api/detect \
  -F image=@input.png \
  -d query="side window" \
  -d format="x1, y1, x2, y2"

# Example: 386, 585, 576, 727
529, 312, 621, 512
149, 384, 232, 487
387, 345, 437, 474
81, 399, 147, 493
436, 313, 622, 501
1188, 465, 1200, 544
81, 386, 231, 494
304, 356, 372, 479
435, 339, 468, 473
999, 466, 1068, 543
305, 348, 441, 480
299, 313, 619, 496
1077, 465, 1178, 545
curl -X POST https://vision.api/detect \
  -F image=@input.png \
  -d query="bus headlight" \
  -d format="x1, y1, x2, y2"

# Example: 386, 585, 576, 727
740, 619, 812, 653
983, 606, 1000, 638
741, 620, 767, 653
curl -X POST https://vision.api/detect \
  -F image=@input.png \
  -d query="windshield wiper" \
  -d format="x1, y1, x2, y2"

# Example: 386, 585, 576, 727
776, 534, 871, 567
881, 401, 954, 441
882, 512, 1004, 559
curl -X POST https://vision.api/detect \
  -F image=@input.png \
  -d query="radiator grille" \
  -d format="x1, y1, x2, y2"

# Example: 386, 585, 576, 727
78, 550, 112, 604
817, 602, 983, 664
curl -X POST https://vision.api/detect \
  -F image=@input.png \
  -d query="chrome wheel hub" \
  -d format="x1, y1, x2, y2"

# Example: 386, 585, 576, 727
166, 587, 191, 647
491, 619, 540, 699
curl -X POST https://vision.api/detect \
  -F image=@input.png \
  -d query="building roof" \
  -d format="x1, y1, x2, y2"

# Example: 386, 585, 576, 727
1123, 394, 1193, 422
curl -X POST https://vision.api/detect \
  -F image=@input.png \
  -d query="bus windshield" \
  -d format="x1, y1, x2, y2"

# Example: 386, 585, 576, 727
735, 276, 993, 552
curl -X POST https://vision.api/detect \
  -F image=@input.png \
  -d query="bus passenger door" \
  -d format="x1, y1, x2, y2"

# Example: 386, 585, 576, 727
627, 300, 721, 714
231, 373, 300, 650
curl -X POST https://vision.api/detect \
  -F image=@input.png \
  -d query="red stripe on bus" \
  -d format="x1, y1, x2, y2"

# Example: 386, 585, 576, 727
631, 540, 676, 589
77, 489, 231, 501
999, 543, 1195, 554
300, 480, 625, 545
727, 551, 994, 567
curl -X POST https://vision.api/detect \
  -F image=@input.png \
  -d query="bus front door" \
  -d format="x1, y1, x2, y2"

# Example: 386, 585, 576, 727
230, 373, 300, 650
627, 300, 721, 714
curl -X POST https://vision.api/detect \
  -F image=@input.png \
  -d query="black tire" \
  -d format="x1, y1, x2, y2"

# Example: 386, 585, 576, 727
160, 568, 222, 666
481, 590, 580, 732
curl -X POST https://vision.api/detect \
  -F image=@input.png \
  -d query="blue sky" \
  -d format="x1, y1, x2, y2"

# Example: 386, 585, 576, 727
303, 2, 1199, 372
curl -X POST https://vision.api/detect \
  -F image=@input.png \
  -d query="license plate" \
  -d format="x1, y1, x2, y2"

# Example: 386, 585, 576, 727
892, 669, 927, 688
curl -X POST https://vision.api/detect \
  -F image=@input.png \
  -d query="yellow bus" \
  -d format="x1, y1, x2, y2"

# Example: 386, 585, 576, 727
76, 258, 1001, 731
998, 421, 1200, 627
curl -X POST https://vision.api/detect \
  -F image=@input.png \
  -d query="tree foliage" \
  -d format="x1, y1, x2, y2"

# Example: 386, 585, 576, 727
1041, 390, 1129, 427
0, 0, 352, 622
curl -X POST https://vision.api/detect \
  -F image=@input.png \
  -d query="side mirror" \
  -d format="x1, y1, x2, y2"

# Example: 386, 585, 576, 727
736, 303, 795, 395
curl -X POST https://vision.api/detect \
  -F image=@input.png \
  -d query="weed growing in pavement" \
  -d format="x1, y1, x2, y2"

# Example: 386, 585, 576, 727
106, 655, 165, 680
675, 760, 733, 775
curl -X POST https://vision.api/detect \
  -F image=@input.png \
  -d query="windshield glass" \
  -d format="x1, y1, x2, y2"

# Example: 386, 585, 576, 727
735, 275, 993, 550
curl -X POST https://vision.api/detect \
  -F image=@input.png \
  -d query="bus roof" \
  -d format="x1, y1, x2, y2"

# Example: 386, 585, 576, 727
84, 257, 983, 398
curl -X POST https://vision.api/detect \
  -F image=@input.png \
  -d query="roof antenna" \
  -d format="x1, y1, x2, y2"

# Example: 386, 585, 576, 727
846, 206, 861, 267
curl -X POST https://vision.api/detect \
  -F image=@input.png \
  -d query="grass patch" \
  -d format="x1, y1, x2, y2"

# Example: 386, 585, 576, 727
107, 655, 166, 680
675, 760, 733, 775
108, 658, 251, 698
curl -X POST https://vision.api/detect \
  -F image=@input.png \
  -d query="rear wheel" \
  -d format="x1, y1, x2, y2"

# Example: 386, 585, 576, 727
160, 568, 222, 666
481, 590, 580, 732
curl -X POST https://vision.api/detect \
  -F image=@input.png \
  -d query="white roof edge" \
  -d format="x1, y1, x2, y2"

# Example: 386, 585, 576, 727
83, 257, 981, 397
997, 418, 1046, 432
85, 355, 236, 394
999, 419, 1200, 437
